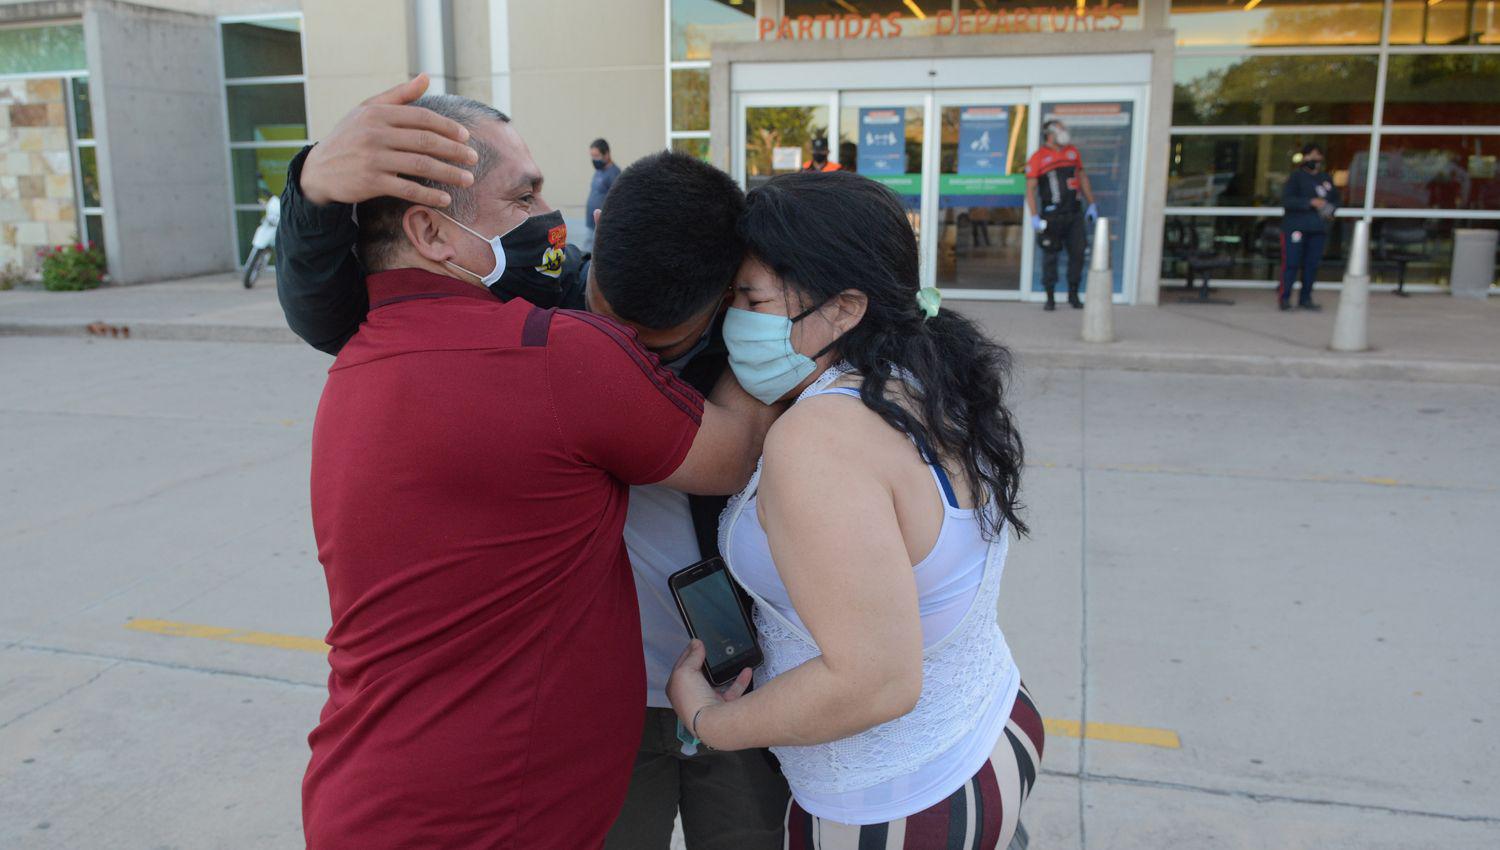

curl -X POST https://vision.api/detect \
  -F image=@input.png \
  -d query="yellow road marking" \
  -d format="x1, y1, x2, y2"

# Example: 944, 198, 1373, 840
125, 618, 329, 654
1044, 718, 1181, 749
125, 618, 1182, 749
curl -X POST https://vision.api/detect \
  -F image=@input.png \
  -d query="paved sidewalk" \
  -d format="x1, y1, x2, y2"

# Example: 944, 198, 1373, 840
2, 272, 1496, 383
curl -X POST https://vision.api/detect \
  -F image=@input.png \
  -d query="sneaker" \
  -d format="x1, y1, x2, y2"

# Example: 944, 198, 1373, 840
1298, 301, 1323, 312
1278, 301, 1292, 311
1044, 298, 1056, 312
1068, 294, 1083, 309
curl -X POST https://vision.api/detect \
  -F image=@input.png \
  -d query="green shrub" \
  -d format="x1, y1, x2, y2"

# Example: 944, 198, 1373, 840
38, 242, 106, 291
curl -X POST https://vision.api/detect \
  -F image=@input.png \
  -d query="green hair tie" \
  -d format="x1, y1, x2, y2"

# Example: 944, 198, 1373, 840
916, 286, 943, 320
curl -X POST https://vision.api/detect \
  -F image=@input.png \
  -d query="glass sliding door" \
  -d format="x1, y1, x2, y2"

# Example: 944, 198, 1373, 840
839, 91, 930, 281
935, 93, 1029, 296
736, 91, 836, 193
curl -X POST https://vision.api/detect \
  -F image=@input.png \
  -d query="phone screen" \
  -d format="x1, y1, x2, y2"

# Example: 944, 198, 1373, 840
677, 568, 757, 673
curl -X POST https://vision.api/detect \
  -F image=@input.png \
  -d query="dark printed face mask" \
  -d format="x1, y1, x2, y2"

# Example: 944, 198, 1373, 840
437, 208, 570, 308
592, 158, 606, 171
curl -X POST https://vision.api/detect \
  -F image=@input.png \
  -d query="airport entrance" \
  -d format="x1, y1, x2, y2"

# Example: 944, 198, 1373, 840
730, 55, 1153, 303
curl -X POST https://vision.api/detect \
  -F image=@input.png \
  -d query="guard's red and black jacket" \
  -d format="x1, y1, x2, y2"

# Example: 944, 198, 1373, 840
1026, 144, 1086, 215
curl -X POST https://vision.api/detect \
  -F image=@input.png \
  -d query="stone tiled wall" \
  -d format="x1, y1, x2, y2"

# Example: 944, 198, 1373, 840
0, 78, 79, 275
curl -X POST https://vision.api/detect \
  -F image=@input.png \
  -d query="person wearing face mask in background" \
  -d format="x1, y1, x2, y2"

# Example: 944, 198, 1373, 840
586, 137, 621, 252
1278, 143, 1339, 312
1025, 119, 1097, 312
802, 137, 843, 173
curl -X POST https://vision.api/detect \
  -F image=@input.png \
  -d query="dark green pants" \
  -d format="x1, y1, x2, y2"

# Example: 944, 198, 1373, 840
604, 707, 789, 850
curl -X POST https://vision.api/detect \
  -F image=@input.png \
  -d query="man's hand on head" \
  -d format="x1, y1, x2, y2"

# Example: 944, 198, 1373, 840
300, 74, 480, 208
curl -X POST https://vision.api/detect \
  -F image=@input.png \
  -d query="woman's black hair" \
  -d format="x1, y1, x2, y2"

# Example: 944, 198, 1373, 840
739, 170, 1027, 538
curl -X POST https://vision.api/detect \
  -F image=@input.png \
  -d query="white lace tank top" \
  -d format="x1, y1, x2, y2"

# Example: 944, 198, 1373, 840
720, 365, 1020, 824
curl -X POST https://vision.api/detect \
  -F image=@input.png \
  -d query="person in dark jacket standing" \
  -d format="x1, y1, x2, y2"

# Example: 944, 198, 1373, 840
1279, 143, 1339, 312
586, 137, 620, 251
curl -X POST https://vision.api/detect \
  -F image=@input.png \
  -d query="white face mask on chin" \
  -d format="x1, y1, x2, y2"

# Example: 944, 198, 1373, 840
1053, 129, 1071, 146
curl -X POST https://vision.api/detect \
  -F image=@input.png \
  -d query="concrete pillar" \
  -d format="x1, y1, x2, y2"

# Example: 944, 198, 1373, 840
1082, 216, 1115, 344
84, 0, 233, 282
1331, 219, 1372, 353
412, 0, 455, 95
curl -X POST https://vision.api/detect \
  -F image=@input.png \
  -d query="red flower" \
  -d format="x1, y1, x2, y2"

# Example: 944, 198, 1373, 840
73, 243, 85, 252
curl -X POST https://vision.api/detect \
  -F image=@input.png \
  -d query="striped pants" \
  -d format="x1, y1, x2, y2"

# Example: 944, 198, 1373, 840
785, 684, 1043, 850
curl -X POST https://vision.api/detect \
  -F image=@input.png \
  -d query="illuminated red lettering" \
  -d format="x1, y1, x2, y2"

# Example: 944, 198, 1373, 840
796, 15, 814, 39
777, 16, 793, 40
844, 13, 864, 38
886, 11, 902, 37
1106, 3, 1126, 30
935, 9, 956, 35
867, 12, 884, 37
815, 13, 833, 38
758, 17, 774, 39
958, 9, 975, 34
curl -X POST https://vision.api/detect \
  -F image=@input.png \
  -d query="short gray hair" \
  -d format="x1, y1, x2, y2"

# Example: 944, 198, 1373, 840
355, 94, 511, 271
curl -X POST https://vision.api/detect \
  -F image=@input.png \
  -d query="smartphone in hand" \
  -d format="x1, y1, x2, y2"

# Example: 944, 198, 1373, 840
668, 557, 763, 687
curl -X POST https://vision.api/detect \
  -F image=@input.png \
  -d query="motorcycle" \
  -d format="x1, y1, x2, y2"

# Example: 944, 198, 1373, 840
242, 193, 280, 289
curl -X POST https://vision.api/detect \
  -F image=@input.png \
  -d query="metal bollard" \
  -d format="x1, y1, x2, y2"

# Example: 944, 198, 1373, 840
1082, 216, 1114, 344
1331, 219, 1371, 352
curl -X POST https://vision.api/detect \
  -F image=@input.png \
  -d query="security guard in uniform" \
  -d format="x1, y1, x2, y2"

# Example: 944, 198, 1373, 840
1025, 119, 1098, 311
1278, 143, 1339, 312
803, 137, 843, 172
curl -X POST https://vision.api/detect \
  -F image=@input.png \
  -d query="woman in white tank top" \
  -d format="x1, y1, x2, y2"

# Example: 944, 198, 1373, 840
666, 171, 1041, 850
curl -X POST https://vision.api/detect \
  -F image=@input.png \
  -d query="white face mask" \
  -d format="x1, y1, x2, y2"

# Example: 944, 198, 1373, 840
1053, 128, 1071, 146
434, 208, 520, 286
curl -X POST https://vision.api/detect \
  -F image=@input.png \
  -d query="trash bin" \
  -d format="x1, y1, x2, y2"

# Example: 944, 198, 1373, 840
1450, 228, 1497, 299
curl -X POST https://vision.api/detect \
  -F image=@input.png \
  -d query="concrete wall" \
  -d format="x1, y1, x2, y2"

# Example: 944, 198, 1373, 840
506, 0, 666, 229
301, 0, 411, 140
451, 0, 493, 102
84, 0, 233, 283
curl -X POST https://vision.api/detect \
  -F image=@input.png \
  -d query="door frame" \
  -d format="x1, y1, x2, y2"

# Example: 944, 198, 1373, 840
1026, 84, 1150, 304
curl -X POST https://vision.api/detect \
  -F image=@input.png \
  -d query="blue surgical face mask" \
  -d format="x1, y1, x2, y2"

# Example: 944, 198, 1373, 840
723, 302, 832, 405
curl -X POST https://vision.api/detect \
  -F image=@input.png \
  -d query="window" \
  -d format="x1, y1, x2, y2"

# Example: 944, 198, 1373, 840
0, 24, 86, 75
1170, 0, 1386, 48
68, 77, 104, 257
1389, 0, 1500, 45
1366, 135, 1500, 211
1173, 54, 1378, 126
667, 0, 753, 157
1168, 133, 1368, 208
1166, 1, 1500, 292
1383, 53, 1500, 126
220, 14, 307, 266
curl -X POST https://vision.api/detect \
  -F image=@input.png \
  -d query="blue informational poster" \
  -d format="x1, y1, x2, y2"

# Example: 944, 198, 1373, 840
858, 108, 906, 175
957, 107, 1009, 176
1029, 101, 1134, 296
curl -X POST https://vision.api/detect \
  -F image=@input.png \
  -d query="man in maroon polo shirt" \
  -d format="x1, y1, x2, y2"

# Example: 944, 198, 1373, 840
302, 96, 769, 849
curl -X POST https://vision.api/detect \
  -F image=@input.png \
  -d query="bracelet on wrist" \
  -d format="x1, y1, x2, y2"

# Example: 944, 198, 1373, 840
690, 705, 711, 746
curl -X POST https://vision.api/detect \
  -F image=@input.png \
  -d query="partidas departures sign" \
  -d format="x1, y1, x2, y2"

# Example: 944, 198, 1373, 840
757, 4, 1130, 41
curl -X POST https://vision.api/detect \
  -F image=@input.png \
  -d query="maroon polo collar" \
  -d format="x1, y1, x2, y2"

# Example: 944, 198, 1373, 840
366, 268, 498, 310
